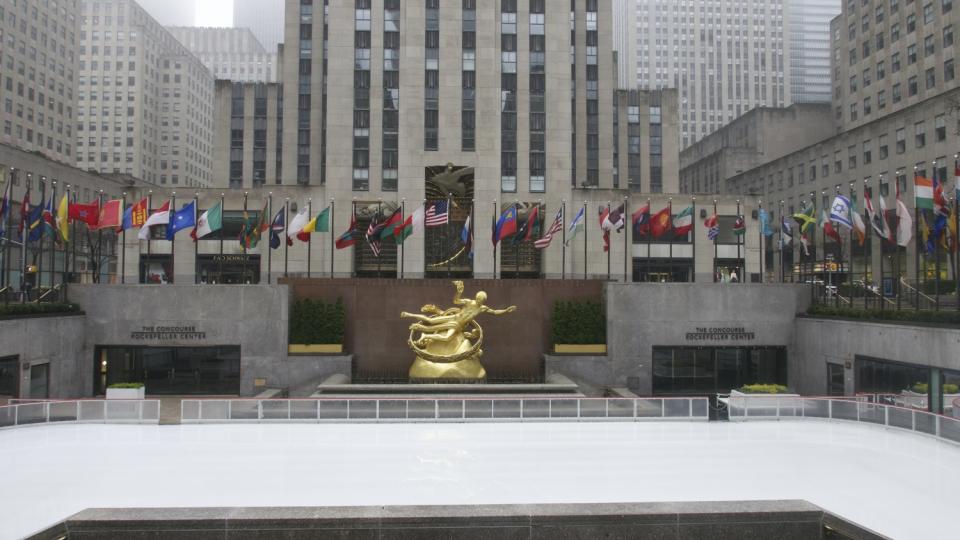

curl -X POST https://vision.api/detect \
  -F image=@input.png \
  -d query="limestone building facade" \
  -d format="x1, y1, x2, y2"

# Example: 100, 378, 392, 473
167, 27, 278, 83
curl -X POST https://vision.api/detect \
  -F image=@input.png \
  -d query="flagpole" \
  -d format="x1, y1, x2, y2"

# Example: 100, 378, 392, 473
146, 190, 152, 284
831, 187, 838, 307
306, 198, 313, 279
71, 189, 77, 287
515, 201, 521, 278
20, 175, 29, 300
668, 198, 673, 282
492, 200, 497, 280
169, 191, 175, 285
778, 200, 784, 283
284, 197, 290, 278
848, 182, 855, 305
758, 200, 763, 283
736, 198, 742, 285
623, 196, 629, 283
377, 199, 383, 278
330, 198, 335, 278
955, 156, 960, 312
2, 168, 12, 299
121, 190, 126, 285
242, 192, 248, 284
712, 199, 718, 282
219, 193, 225, 284
583, 201, 587, 280
894, 174, 902, 310
61, 183, 69, 297
691, 196, 697, 283
914, 167, 920, 311
647, 198, 652, 282
561, 200, 566, 280
193, 192, 199, 284
864, 179, 873, 310
606, 201, 611, 281
933, 160, 941, 311
50, 181, 58, 296
37, 178, 46, 294
447, 194, 453, 277
266, 193, 273, 284
399, 198, 405, 279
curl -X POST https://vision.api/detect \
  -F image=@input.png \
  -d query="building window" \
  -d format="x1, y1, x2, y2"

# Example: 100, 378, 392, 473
501, 0, 517, 191
353, 3, 372, 191
382, 0, 400, 191
529, 0, 546, 192
915, 121, 926, 148
425, 0, 440, 151
895, 128, 906, 154
908, 76, 918, 96
878, 134, 888, 159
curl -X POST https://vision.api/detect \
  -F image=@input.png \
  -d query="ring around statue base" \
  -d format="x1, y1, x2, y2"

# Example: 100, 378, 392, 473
408, 353, 486, 380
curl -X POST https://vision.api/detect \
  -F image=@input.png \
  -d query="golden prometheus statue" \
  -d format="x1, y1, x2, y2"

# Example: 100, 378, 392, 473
401, 280, 517, 380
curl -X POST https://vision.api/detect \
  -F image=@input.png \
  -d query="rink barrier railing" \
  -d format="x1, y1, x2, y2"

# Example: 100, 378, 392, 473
0, 399, 160, 429
727, 395, 960, 445
179, 397, 710, 423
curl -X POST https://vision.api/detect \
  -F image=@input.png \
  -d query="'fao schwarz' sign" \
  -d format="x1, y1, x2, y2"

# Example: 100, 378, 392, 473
684, 327, 756, 341
131, 325, 206, 341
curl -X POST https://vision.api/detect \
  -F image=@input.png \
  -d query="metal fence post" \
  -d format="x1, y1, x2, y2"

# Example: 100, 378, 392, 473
776, 397, 781, 418
102, 400, 107, 423
884, 406, 889, 427
13, 404, 18, 426
287, 400, 292, 420
76, 401, 80, 423
375, 400, 380, 421
828, 400, 833, 419
227, 400, 232, 421
520, 399, 524, 420
258, 400, 263, 420
44, 402, 50, 424
688, 399, 693, 419
911, 410, 916, 432
139, 401, 144, 422
936, 416, 941, 438
548, 399, 553, 419
316, 399, 321, 422
605, 400, 609, 418
633, 399, 638, 420
577, 399, 581, 419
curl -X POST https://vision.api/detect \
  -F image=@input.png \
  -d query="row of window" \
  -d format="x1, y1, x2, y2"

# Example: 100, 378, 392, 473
843, 58, 954, 122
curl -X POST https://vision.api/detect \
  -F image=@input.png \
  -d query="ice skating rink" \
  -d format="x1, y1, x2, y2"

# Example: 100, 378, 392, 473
1, 420, 957, 539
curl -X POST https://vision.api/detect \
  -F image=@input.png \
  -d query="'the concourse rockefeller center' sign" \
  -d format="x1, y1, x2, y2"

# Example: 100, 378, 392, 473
131, 325, 207, 341
684, 327, 756, 341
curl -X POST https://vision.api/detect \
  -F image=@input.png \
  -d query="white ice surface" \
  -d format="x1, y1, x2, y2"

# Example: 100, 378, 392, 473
1, 420, 957, 539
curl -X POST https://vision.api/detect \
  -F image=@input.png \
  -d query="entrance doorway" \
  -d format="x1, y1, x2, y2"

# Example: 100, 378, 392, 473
0, 356, 18, 402
827, 363, 845, 396
95, 346, 241, 395
29, 364, 48, 399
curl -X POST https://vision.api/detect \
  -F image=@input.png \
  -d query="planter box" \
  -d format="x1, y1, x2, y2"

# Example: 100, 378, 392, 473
901, 390, 960, 410
553, 344, 606, 355
289, 344, 344, 354
106, 387, 145, 400
727, 389, 800, 418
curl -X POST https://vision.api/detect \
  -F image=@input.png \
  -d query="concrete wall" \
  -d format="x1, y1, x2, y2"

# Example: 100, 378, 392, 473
68, 285, 289, 396
549, 283, 811, 394
793, 317, 960, 396
0, 315, 86, 399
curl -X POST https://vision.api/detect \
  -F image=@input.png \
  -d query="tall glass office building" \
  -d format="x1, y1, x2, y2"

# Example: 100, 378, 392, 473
789, 0, 841, 103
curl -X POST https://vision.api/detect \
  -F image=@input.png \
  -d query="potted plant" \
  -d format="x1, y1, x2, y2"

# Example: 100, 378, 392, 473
288, 297, 346, 354
727, 384, 800, 415
106, 382, 145, 400
551, 300, 607, 354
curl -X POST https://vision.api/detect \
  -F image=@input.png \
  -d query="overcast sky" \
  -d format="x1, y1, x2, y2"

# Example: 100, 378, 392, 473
195, 0, 233, 27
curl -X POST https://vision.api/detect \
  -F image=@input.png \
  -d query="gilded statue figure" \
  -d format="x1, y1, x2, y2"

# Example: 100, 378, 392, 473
401, 280, 517, 380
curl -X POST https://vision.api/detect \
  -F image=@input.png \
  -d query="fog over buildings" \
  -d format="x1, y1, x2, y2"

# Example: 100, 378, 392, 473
134, 0, 197, 27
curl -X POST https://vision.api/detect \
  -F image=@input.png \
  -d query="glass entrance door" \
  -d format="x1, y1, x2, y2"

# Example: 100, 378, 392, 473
29, 364, 48, 399
96, 346, 241, 395
0, 356, 18, 401
827, 363, 845, 396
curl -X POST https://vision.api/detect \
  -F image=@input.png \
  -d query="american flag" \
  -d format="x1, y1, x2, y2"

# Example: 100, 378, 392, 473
425, 200, 449, 227
534, 206, 564, 249
365, 214, 384, 257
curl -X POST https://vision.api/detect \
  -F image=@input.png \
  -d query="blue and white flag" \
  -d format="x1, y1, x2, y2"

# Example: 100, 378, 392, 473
829, 195, 853, 229
758, 208, 774, 237
781, 216, 793, 246
165, 201, 196, 240
564, 206, 585, 246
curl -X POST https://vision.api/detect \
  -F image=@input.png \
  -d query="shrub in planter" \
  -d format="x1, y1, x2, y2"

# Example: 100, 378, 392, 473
738, 383, 790, 394
0, 303, 80, 317
289, 297, 346, 345
107, 382, 145, 389
911, 383, 960, 394
106, 382, 145, 399
551, 299, 605, 345
807, 305, 960, 326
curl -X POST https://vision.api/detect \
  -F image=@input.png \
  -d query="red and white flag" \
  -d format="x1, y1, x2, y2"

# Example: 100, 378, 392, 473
534, 205, 564, 249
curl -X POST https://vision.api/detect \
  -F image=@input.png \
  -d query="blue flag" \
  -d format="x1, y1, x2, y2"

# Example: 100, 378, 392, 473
758, 208, 774, 237
269, 208, 285, 249
461, 213, 473, 258
26, 199, 44, 243
165, 201, 196, 240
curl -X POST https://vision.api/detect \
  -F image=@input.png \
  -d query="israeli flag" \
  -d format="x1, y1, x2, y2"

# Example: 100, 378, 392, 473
829, 195, 853, 229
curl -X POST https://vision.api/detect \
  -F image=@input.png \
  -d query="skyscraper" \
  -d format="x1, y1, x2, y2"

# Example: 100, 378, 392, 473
789, 0, 841, 103
167, 27, 278, 83
233, 0, 285, 52
134, 0, 195, 27
620, 0, 791, 148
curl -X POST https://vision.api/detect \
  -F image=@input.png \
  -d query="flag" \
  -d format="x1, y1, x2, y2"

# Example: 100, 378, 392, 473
601, 204, 625, 233
650, 206, 672, 238
461, 213, 473, 258
829, 195, 853, 229
286, 208, 310, 243
564, 206, 585, 246
535, 206, 564, 249
166, 201, 196, 240
268, 208, 285, 249
68, 200, 99, 228
26, 199, 44, 243
97, 199, 123, 230
704, 213, 719, 241
915, 176, 934, 210
792, 205, 817, 234
781, 216, 793, 246
239, 203, 267, 249
920, 212, 933, 254
18, 191, 29, 235
598, 205, 612, 252
335, 209, 359, 249
877, 193, 894, 242
946, 205, 958, 253
138, 201, 170, 240
631, 201, 650, 236
41, 196, 60, 244
0, 177, 10, 239
296, 206, 331, 242
493, 204, 518, 245
864, 190, 886, 240
365, 212, 384, 257
674, 205, 694, 236
192, 200, 223, 241
123, 198, 148, 230
822, 210, 842, 244
56, 194, 69, 244
515, 205, 539, 245
933, 170, 950, 218
800, 232, 811, 256
378, 208, 403, 241
733, 214, 747, 236
395, 205, 425, 244
425, 200, 449, 227
896, 184, 913, 248
850, 202, 867, 246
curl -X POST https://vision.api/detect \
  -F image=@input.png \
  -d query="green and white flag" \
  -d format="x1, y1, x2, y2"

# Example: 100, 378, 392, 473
193, 200, 223, 240
564, 206, 586, 246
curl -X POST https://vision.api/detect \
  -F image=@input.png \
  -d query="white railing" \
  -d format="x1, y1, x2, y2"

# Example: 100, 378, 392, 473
180, 397, 710, 424
727, 396, 960, 446
0, 400, 160, 429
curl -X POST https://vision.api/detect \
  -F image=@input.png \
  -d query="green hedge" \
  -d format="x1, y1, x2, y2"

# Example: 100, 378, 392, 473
551, 300, 605, 344
0, 303, 80, 317
911, 383, 960, 394
807, 305, 960, 325
738, 384, 790, 394
289, 297, 345, 345
107, 382, 144, 389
